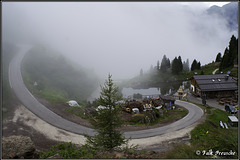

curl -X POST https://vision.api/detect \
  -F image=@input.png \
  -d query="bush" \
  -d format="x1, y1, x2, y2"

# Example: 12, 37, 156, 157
133, 93, 142, 99
40, 142, 97, 159
129, 115, 145, 124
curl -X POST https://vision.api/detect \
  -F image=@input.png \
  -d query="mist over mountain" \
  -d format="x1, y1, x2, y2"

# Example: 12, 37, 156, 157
2, 2, 238, 79
206, 2, 238, 31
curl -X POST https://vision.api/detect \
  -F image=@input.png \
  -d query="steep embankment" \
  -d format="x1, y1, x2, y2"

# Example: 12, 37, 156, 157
21, 46, 99, 104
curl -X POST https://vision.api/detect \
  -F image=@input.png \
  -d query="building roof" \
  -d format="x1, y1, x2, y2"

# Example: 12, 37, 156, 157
191, 74, 238, 92
159, 95, 175, 101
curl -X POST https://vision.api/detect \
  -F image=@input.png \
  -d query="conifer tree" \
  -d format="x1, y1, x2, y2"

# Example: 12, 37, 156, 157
220, 48, 230, 70
197, 61, 201, 70
171, 56, 183, 74
160, 55, 168, 73
215, 52, 222, 62
171, 57, 179, 74
191, 59, 198, 71
166, 58, 171, 68
85, 74, 126, 151
220, 35, 238, 71
178, 56, 183, 72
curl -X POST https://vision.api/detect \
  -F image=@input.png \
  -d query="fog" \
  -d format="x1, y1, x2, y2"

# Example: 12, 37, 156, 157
2, 2, 238, 79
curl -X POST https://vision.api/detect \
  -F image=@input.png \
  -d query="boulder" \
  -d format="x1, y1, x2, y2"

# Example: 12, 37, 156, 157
2, 135, 36, 159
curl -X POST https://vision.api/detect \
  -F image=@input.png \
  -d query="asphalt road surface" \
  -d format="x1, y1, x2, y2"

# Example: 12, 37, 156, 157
9, 45, 203, 139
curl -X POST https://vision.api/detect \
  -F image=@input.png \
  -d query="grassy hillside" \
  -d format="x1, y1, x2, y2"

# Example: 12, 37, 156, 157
21, 46, 99, 104
164, 106, 238, 159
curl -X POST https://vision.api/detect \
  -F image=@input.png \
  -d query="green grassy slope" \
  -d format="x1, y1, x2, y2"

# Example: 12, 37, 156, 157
21, 46, 99, 104
164, 106, 238, 159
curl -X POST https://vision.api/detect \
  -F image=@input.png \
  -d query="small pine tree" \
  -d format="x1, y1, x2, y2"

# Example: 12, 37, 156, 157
85, 74, 126, 151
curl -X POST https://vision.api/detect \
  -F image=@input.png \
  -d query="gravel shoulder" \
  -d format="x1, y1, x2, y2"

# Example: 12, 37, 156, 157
2, 103, 205, 151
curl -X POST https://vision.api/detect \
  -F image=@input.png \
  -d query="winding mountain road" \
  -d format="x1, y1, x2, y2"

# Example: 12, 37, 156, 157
9, 45, 203, 139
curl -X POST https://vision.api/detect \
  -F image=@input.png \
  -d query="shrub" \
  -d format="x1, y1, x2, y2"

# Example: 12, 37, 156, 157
40, 142, 97, 159
133, 93, 142, 99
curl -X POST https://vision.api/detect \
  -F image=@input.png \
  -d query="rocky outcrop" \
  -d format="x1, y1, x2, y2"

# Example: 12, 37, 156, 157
2, 135, 38, 159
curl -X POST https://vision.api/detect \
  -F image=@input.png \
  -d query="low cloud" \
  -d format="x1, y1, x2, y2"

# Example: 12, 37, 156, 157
2, 2, 237, 79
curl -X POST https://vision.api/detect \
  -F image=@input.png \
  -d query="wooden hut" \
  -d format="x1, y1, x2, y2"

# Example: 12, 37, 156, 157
159, 95, 175, 109
189, 74, 238, 99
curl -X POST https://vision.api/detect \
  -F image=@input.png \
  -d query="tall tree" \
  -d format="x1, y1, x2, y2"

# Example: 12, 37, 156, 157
172, 57, 179, 74
172, 56, 183, 74
229, 35, 237, 62
178, 56, 183, 72
197, 61, 201, 70
215, 52, 222, 62
85, 74, 126, 151
191, 59, 198, 71
220, 48, 230, 70
160, 55, 168, 73
166, 58, 171, 68
220, 35, 238, 71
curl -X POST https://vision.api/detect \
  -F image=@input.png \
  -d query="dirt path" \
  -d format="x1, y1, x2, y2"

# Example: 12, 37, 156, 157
212, 68, 219, 74
10, 105, 87, 144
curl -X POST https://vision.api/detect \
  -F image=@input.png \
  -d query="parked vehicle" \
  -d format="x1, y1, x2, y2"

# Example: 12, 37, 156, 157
225, 104, 238, 114
67, 100, 79, 107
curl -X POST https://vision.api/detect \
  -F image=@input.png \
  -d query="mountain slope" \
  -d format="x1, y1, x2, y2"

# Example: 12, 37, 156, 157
21, 46, 99, 103
207, 2, 238, 31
